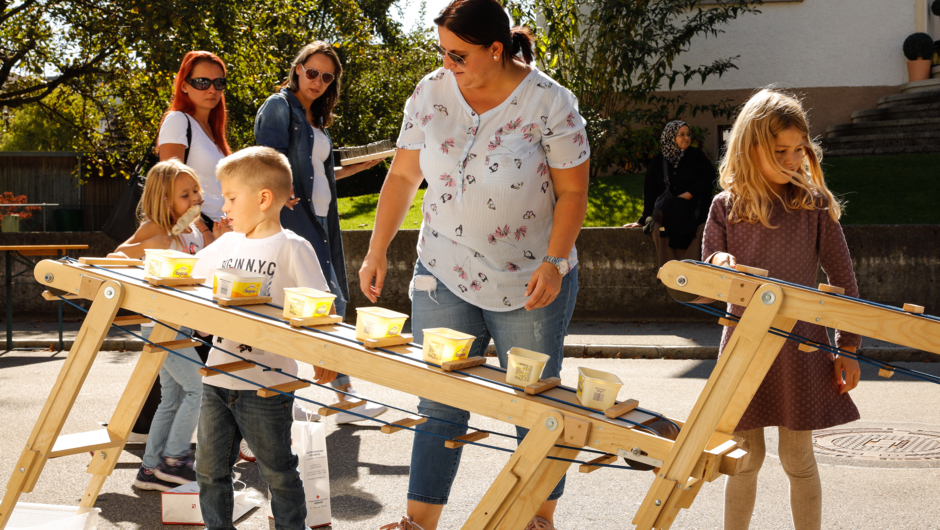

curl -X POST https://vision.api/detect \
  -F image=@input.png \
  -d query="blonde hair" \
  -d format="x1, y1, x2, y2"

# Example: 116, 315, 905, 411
718, 88, 842, 228
216, 146, 293, 204
138, 159, 201, 249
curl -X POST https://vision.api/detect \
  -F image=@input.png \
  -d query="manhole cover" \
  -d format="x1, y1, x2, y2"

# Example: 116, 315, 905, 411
813, 427, 940, 461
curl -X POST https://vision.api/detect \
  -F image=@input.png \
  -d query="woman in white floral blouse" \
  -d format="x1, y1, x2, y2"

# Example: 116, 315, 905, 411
361, 1, 590, 529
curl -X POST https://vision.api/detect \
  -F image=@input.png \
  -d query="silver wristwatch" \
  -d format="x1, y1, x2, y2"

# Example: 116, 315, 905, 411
542, 256, 570, 276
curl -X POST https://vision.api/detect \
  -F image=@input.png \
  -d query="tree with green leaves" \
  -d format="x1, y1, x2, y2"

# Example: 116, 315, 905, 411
508, 0, 761, 177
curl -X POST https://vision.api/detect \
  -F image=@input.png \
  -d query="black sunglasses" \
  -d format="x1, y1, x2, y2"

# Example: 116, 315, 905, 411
299, 66, 335, 85
186, 77, 227, 91
432, 43, 469, 67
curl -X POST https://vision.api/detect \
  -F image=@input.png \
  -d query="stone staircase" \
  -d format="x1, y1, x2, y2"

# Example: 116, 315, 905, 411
822, 87, 940, 157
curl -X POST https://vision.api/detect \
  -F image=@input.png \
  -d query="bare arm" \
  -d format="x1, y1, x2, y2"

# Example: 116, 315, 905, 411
358, 149, 424, 302
159, 144, 187, 162
115, 221, 172, 259
525, 160, 590, 310
334, 158, 384, 180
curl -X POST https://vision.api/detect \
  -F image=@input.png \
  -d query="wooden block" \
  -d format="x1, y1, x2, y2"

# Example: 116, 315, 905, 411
257, 380, 311, 398
112, 315, 151, 326
578, 454, 617, 473
903, 303, 925, 314
797, 342, 818, 352
563, 416, 591, 447
719, 448, 749, 476
818, 283, 845, 295
728, 278, 760, 306
289, 314, 344, 328
878, 367, 895, 379
734, 264, 768, 277
214, 295, 272, 307
441, 356, 487, 372
717, 317, 737, 327
78, 257, 143, 267
41, 290, 79, 301
318, 400, 365, 417
142, 339, 201, 354
146, 276, 206, 287
381, 416, 427, 434
48, 429, 123, 458
361, 334, 414, 348
199, 360, 255, 377
524, 377, 561, 395
605, 398, 640, 419
444, 431, 490, 449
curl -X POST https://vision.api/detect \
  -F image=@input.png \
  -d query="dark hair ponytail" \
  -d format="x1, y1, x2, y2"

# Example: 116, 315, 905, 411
434, 0, 536, 66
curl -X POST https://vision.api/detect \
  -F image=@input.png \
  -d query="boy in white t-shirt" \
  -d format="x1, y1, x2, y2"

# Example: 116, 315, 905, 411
191, 146, 336, 530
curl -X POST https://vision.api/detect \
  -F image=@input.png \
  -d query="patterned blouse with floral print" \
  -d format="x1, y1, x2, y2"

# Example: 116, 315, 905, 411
397, 67, 590, 311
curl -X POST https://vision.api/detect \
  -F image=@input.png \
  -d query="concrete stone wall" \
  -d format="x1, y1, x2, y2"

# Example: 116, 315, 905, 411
3, 226, 938, 323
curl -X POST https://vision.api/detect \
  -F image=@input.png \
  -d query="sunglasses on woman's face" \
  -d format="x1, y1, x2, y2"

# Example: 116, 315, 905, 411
432, 43, 469, 67
186, 77, 227, 91
299, 66, 335, 85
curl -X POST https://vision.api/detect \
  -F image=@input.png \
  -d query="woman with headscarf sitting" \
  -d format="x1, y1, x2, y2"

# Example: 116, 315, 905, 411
625, 120, 716, 266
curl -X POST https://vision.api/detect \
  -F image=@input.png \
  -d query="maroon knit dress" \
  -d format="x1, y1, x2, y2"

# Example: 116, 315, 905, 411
702, 190, 861, 432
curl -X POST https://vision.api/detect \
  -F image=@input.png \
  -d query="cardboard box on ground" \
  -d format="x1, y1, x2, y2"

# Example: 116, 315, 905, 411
161, 482, 261, 525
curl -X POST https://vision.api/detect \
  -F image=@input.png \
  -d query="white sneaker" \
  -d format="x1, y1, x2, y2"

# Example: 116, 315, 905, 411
334, 391, 387, 425
293, 402, 321, 422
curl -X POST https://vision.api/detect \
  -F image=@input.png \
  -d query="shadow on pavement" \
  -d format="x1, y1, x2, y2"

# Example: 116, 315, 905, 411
0, 353, 65, 368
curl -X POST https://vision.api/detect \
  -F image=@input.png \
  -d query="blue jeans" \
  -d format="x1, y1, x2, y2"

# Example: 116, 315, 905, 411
316, 215, 351, 389
406, 259, 578, 505
196, 385, 305, 530
140, 325, 203, 469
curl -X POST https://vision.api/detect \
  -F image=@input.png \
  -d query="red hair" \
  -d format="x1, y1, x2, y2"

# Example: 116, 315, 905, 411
159, 51, 232, 156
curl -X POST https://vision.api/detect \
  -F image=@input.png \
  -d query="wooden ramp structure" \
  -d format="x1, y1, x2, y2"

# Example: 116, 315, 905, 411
0, 257, 937, 529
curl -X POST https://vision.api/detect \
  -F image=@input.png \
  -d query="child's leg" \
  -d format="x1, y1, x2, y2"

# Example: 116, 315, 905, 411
235, 390, 306, 529
160, 343, 203, 460
140, 325, 182, 471
195, 384, 242, 530
724, 427, 766, 530
778, 426, 821, 530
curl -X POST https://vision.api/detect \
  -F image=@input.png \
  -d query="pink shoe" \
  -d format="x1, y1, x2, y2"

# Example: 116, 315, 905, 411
379, 515, 425, 529
525, 516, 556, 530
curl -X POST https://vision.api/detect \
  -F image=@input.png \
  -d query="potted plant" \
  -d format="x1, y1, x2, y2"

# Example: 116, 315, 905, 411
903, 32, 934, 82
0, 192, 41, 232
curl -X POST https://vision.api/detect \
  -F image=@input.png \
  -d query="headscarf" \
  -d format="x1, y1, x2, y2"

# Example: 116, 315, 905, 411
661, 120, 689, 169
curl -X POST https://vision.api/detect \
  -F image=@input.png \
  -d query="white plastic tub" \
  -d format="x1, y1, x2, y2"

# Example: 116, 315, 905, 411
576, 367, 623, 411
355, 307, 409, 340
213, 268, 266, 298
144, 249, 198, 278
505, 347, 550, 387
283, 287, 335, 319
421, 328, 475, 364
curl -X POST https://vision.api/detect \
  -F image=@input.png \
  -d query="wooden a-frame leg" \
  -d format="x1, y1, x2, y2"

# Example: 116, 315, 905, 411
79, 321, 176, 509
633, 284, 785, 530
0, 280, 124, 528
494, 443, 580, 530
463, 410, 566, 530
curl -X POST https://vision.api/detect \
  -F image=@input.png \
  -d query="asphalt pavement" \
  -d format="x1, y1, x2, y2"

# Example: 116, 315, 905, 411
1, 343, 939, 529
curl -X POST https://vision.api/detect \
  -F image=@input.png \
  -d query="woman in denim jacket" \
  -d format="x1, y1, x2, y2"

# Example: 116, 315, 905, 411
254, 41, 385, 422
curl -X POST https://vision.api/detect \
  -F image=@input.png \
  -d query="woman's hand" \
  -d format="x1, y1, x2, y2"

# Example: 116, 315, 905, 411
335, 158, 384, 180
711, 252, 737, 269
284, 192, 301, 211
524, 262, 563, 310
834, 347, 861, 394
359, 250, 388, 303
677, 192, 693, 200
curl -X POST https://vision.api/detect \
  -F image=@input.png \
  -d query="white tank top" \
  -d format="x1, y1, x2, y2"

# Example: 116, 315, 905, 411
171, 223, 206, 255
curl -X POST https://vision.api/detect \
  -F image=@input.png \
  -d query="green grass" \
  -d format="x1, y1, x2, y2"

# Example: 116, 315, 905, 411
336, 153, 940, 229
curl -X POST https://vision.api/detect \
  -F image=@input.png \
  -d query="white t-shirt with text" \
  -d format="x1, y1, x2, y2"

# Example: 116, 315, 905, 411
192, 229, 329, 390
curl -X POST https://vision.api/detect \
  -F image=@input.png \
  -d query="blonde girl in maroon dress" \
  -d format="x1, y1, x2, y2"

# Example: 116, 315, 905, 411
702, 88, 862, 530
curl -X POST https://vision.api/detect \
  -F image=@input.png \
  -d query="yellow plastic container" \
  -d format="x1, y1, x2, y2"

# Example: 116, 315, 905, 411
505, 347, 550, 387
144, 249, 198, 278
213, 268, 266, 298
576, 367, 623, 411
355, 307, 409, 340
283, 287, 336, 319
421, 328, 475, 364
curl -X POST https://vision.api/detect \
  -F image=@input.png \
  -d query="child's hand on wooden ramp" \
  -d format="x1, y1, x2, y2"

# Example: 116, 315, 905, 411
313, 365, 337, 385
711, 252, 737, 269
107, 251, 129, 259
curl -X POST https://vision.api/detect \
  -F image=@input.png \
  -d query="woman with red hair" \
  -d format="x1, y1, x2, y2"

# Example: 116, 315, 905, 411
158, 50, 232, 233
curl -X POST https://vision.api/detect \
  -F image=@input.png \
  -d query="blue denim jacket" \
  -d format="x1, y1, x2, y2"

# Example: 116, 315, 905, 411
254, 88, 349, 304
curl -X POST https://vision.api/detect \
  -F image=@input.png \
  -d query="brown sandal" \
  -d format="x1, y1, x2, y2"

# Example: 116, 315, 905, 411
379, 515, 426, 530
525, 516, 556, 530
